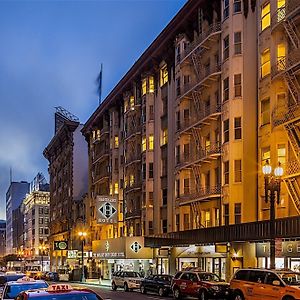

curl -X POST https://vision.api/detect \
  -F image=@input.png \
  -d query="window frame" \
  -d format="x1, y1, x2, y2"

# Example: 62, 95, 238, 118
261, 48, 271, 78
223, 35, 229, 61
234, 117, 242, 140
234, 32, 242, 55
261, 2, 271, 31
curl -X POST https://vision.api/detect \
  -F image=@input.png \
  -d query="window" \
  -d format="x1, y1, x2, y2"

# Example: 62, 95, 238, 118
114, 183, 119, 194
142, 137, 146, 152
234, 32, 242, 54
129, 96, 135, 110
223, 35, 229, 60
234, 74, 242, 97
149, 105, 154, 120
149, 76, 154, 93
223, 119, 229, 143
265, 272, 280, 285
261, 3, 270, 31
277, 144, 286, 166
160, 65, 168, 87
149, 163, 153, 179
234, 117, 242, 139
162, 189, 167, 205
39, 217, 43, 225
261, 98, 270, 125
39, 228, 43, 235
142, 78, 147, 96
234, 0, 241, 13
224, 204, 229, 225
277, 0, 286, 22
234, 203, 241, 224
45, 217, 49, 225
149, 192, 153, 206
184, 178, 190, 194
224, 161, 229, 184
176, 111, 180, 131
234, 160, 242, 182
129, 174, 134, 186
176, 77, 181, 97
162, 219, 167, 233
176, 179, 180, 198
176, 214, 180, 231
204, 210, 211, 227
142, 163, 146, 180
223, 77, 229, 101
183, 213, 189, 230
262, 147, 271, 166
249, 271, 266, 283
44, 228, 49, 235
149, 221, 153, 235
261, 48, 270, 78
114, 136, 119, 148
161, 129, 168, 145
109, 183, 113, 195
223, 0, 229, 19
277, 43, 286, 71
149, 135, 154, 150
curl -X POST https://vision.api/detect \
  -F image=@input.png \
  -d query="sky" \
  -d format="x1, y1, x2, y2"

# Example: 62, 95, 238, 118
0, 0, 187, 220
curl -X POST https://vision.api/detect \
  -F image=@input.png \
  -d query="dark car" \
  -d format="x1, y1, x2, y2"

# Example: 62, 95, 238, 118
171, 270, 230, 300
140, 274, 173, 297
44, 272, 59, 282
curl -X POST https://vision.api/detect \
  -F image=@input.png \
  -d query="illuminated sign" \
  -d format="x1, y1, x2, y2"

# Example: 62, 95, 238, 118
105, 241, 110, 252
96, 196, 118, 224
54, 241, 68, 250
130, 241, 142, 253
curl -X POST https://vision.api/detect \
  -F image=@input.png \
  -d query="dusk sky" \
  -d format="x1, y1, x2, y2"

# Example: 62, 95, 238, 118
0, 0, 187, 220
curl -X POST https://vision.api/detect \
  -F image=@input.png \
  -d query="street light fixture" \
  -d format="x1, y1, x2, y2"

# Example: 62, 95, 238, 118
39, 245, 47, 272
262, 159, 284, 269
78, 231, 87, 282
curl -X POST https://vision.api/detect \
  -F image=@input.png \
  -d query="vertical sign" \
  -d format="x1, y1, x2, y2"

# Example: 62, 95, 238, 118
96, 196, 118, 224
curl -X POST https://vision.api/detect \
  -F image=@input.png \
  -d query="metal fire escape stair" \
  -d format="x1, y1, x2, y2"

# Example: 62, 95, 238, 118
191, 52, 203, 80
284, 70, 300, 103
284, 177, 300, 214
284, 19, 300, 49
192, 90, 203, 118
192, 165, 202, 193
285, 123, 300, 161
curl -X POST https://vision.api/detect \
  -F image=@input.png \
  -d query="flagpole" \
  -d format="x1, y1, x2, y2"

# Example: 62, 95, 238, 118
98, 63, 103, 106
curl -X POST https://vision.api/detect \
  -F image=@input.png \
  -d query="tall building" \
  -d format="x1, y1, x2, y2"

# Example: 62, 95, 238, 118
43, 107, 88, 271
6, 181, 29, 255
82, 0, 300, 279
0, 220, 6, 257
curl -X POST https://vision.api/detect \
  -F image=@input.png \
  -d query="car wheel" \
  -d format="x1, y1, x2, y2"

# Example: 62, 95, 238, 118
112, 281, 117, 291
233, 291, 245, 300
282, 297, 295, 300
158, 287, 164, 297
173, 287, 181, 299
124, 282, 129, 292
140, 285, 146, 294
199, 290, 207, 300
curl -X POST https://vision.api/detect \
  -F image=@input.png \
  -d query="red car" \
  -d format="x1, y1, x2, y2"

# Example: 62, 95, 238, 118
171, 270, 230, 300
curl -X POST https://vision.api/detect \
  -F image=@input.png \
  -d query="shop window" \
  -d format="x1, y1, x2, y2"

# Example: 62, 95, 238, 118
224, 161, 229, 185
234, 74, 242, 97
223, 204, 229, 226
149, 162, 153, 179
162, 219, 168, 233
261, 48, 270, 78
223, 35, 229, 61
234, 32, 242, 55
261, 2, 270, 31
234, 0, 241, 13
234, 117, 242, 140
277, 144, 286, 166
234, 160, 242, 183
142, 137, 147, 152
223, 119, 229, 143
261, 98, 270, 126
114, 136, 119, 148
160, 65, 168, 87
277, 43, 286, 71
223, 0, 229, 19
149, 135, 154, 150
223, 77, 229, 101
114, 183, 119, 195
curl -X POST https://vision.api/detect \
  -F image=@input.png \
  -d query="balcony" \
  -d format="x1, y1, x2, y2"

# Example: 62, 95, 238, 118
125, 153, 142, 167
181, 22, 222, 63
92, 126, 109, 144
124, 126, 142, 141
284, 159, 300, 178
272, 102, 300, 127
93, 146, 110, 164
125, 209, 141, 219
178, 185, 222, 204
124, 181, 142, 194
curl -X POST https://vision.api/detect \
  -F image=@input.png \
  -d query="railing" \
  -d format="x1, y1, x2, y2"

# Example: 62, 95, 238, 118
285, 159, 300, 176
124, 126, 142, 140
178, 185, 222, 203
272, 102, 300, 127
271, 51, 300, 79
145, 216, 300, 247
93, 146, 109, 163
124, 181, 142, 193
125, 209, 142, 219
182, 22, 221, 62
125, 153, 142, 165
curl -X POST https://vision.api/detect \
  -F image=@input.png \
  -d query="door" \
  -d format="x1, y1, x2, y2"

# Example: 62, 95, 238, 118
260, 272, 284, 300
246, 270, 267, 300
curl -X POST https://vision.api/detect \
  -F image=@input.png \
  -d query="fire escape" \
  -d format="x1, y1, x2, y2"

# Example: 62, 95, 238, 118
271, 1, 300, 213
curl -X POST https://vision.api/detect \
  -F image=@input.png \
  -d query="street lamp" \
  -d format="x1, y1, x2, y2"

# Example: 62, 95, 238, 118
262, 159, 284, 269
39, 245, 47, 272
78, 231, 87, 282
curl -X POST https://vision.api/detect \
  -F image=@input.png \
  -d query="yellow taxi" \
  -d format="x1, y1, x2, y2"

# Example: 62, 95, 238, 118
230, 268, 300, 300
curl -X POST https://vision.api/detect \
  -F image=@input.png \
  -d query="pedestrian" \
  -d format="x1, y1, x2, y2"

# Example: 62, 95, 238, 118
99, 268, 102, 284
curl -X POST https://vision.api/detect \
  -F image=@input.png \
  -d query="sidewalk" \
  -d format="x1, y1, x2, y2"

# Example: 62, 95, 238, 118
75, 278, 111, 287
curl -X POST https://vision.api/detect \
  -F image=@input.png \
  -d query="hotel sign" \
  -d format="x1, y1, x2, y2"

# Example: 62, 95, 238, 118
256, 241, 300, 257
54, 241, 68, 250
95, 196, 117, 224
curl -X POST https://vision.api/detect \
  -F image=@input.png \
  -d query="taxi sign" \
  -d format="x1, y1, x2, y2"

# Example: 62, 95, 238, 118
16, 277, 36, 282
47, 284, 73, 292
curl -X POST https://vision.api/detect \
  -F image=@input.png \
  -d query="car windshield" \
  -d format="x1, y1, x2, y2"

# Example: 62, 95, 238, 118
279, 272, 300, 285
159, 275, 172, 282
29, 293, 101, 300
124, 272, 140, 278
4, 282, 48, 299
199, 273, 221, 282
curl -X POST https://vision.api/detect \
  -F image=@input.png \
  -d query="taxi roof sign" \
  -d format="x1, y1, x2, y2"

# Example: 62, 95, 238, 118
16, 277, 36, 282
47, 284, 73, 292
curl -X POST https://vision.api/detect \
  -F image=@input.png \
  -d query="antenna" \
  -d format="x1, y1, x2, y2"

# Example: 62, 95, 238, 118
9, 167, 12, 183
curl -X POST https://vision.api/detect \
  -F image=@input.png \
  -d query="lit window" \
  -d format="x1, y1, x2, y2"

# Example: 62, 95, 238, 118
114, 183, 119, 194
223, 0, 229, 19
109, 184, 113, 195
161, 129, 168, 145
223, 35, 229, 60
261, 98, 270, 126
224, 161, 229, 184
129, 96, 135, 109
277, 144, 286, 166
234, 32, 242, 55
142, 137, 146, 152
149, 76, 155, 93
261, 3, 270, 31
234, 117, 242, 140
114, 136, 119, 148
234, 0, 241, 13
234, 74, 242, 97
149, 135, 154, 150
205, 135, 210, 150
129, 175, 134, 186
234, 159, 242, 183
142, 78, 147, 96
223, 119, 229, 143
124, 101, 128, 113
160, 65, 168, 87
262, 147, 271, 166
277, 0, 286, 22
261, 48, 270, 78
277, 43, 286, 71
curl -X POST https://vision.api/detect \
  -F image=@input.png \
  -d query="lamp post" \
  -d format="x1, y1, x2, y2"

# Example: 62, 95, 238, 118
78, 231, 87, 282
39, 245, 47, 273
262, 159, 284, 269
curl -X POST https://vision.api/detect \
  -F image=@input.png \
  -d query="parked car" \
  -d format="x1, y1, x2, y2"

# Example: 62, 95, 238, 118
111, 271, 141, 292
140, 274, 173, 296
44, 272, 59, 282
230, 268, 300, 300
0, 273, 25, 295
171, 270, 230, 300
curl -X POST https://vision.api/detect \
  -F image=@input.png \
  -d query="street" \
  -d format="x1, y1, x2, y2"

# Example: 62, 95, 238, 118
70, 283, 170, 300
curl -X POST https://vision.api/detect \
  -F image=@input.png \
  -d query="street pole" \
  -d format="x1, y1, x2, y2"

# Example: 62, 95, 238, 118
41, 251, 44, 273
269, 188, 276, 270
81, 238, 85, 282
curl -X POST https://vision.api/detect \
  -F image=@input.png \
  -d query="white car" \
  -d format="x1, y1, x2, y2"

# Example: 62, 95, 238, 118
111, 271, 141, 292
1, 277, 48, 300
